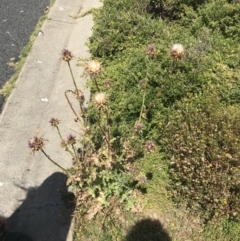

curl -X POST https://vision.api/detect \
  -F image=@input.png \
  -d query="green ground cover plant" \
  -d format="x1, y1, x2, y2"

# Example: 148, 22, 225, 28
29, 0, 240, 240
85, 0, 240, 239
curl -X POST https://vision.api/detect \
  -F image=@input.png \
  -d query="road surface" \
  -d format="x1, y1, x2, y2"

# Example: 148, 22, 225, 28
0, 0, 50, 110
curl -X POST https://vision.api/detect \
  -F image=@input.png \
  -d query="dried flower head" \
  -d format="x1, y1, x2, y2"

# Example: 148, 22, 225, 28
80, 93, 85, 101
138, 79, 144, 88
145, 140, 156, 152
67, 134, 76, 145
138, 175, 147, 184
83, 106, 88, 112
28, 136, 45, 153
74, 89, 85, 102
61, 140, 67, 149
135, 121, 143, 131
128, 167, 137, 174
94, 92, 108, 108
61, 49, 73, 62
84, 126, 91, 134
104, 79, 112, 88
146, 44, 157, 56
85, 60, 102, 75
49, 118, 60, 128
170, 43, 185, 60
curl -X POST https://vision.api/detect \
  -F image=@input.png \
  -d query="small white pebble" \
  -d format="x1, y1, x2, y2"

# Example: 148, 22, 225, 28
34, 60, 43, 63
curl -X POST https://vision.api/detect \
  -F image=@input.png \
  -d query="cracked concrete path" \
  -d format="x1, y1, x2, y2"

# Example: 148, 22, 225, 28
0, 0, 102, 240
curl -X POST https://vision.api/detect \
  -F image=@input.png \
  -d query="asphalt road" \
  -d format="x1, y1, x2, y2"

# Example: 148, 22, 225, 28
0, 0, 51, 110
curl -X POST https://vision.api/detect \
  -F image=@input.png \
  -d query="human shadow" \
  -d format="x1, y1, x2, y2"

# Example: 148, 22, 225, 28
5, 172, 75, 241
124, 218, 172, 241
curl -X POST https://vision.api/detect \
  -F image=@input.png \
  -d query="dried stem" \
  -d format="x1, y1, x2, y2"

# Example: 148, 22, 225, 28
41, 149, 67, 173
97, 110, 107, 138
71, 144, 80, 167
56, 126, 74, 156
105, 107, 111, 158
65, 90, 81, 122
93, 75, 100, 92
139, 83, 147, 122
56, 126, 63, 140
68, 62, 79, 96
139, 56, 150, 122
67, 61, 83, 111
145, 85, 165, 117
98, 110, 111, 153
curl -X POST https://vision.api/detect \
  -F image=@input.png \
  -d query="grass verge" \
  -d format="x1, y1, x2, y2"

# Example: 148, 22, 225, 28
72, 0, 240, 240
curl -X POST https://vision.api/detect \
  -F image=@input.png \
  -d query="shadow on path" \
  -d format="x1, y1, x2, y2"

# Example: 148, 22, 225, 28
124, 218, 172, 241
4, 172, 75, 241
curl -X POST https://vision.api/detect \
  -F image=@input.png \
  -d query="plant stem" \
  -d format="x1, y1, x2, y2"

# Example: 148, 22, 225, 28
97, 110, 106, 137
139, 56, 150, 122
71, 144, 80, 168
93, 75, 100, 92
98, 110, 111, 152
65, 90, 81, 122
56, 126, 63, 140
68, 62, 79, 95
41, 149, 67, 173
68, 61, 83, 110
139, 84, 147, 122
56, 126, 74, 156
145, 85, 165, 117
105, 106, 111, 158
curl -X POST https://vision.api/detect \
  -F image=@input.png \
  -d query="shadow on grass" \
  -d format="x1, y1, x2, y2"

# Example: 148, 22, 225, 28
4, 172, 75, 241
124, 218, 172, 241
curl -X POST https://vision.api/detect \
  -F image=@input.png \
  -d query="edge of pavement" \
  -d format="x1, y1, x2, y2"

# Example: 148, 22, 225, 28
0, 0, 102, 240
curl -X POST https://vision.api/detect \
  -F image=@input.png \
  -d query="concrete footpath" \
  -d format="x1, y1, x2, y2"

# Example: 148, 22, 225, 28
0, 0, 102, 240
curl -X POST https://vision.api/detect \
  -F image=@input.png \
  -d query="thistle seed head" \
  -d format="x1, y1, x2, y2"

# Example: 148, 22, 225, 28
61, 49, 73, 62
85, 60, 102, 75
146, 44, 157, 56
94, 92, 108, 108
138, 175, 147, 184
49, 118, 60, 128
135, 121, 143, 131
67, 134, 76, 145
145, 140, 156, 152
61, 140, 67, 149
104, 79, 112, 88
170, 43, 185, 60
28, 136, 45, 153
138, 79, 144, 88
80, 93, 85, 100
74, 89, 85, 102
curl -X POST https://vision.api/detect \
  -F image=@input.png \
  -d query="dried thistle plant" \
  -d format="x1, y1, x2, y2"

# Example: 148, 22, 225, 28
85, 60, 102, 92
28, 136, 46, 153
146, 44, 157, 57
28, 136, 67, 172
85, 60, 102, 75
170, 43, 185, 60
61, 49, 73, 62
94, 92, 108, 109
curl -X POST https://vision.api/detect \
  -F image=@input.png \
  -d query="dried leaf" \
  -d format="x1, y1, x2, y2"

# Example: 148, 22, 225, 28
86, 203, 102, 220
89, 153, 101, 166
130, 202, 143, 213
